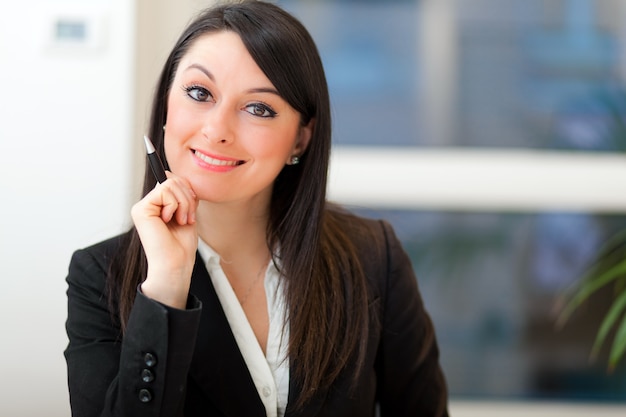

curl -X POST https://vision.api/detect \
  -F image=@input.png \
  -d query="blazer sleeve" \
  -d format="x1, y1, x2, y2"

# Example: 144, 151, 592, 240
64, 244, 202, 417
376, 221, 449, 417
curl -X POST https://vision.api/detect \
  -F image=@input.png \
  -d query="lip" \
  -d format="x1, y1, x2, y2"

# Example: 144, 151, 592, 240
191, 148, 245, 172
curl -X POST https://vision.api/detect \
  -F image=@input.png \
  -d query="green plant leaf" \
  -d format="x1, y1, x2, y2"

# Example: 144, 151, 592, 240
591, 289, 626, 359
609, 313, 626, 371
586, 229, 626, 268
559, 260, 626, 325
559, 229, 626, 279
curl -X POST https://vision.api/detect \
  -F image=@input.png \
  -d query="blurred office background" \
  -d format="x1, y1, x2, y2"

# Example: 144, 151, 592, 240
1, 0, 626, 415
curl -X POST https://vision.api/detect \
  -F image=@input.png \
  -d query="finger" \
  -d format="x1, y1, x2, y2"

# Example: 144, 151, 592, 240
159, 179, 196, 225
158, 184, 180, 223
183, 186, 198, 224
165, 172, 197, 203
131, 184, 172, 222
168, 175, 198, 224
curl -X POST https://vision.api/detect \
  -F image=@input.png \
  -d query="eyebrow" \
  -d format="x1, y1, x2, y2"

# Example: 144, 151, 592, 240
184, 63, 281, 96
186, 63, 214, 81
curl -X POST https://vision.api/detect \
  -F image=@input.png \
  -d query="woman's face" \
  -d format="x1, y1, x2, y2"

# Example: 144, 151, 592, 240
164, 30, 311, 206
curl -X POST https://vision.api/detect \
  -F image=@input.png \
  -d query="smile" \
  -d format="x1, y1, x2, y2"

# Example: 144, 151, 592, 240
193, 150, 244, 166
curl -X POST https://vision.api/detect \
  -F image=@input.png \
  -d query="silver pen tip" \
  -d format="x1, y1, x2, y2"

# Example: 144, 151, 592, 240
143, 135, 156, 153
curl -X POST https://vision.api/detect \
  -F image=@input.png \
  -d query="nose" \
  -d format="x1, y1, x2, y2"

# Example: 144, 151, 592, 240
200, 103, 235, 144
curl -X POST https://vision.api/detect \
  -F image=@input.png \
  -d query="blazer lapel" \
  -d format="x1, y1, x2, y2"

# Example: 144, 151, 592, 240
187, 253, 266, 416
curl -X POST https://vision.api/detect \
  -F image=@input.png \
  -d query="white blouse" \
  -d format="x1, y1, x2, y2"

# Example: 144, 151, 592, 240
197, 238, 290, 417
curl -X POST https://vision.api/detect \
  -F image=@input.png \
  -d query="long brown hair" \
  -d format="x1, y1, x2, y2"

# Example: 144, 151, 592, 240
108, 0, 369, 408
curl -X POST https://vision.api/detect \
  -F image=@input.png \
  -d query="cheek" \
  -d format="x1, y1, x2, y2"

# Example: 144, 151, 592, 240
162, 137, 179, 171
251, 126, 299, 160
163, 99, 199, 166
165, 98, 198, 133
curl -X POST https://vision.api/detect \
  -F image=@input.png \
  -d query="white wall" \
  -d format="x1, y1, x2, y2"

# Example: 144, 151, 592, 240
0, 1, 624, 416
0, 1, 135, 415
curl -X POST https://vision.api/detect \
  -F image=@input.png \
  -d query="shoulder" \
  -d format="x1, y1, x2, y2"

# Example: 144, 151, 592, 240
325, 203, 399, 251
325, 202, 414, 283
67, 232, 131, 294
324, 205, 407, 286
70, 233, 129, 271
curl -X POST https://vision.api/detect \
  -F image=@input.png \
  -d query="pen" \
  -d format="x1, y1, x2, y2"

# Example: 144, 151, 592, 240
143, 135, 168, 184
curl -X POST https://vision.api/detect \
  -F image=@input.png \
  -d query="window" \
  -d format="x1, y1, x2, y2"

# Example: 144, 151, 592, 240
281, 0, 626, 403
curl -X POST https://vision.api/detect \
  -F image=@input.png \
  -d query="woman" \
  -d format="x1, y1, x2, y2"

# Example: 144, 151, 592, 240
64, 1, 449, 416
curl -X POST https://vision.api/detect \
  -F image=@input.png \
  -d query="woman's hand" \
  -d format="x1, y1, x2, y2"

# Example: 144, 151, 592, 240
131, 172, 199, 309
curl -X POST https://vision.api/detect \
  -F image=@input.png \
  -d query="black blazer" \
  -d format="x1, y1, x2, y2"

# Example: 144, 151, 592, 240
64, 213, 448, 417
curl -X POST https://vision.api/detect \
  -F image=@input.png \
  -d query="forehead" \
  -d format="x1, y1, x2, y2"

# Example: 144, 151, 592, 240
178, 31, 256, 71
173, 30, 276, 90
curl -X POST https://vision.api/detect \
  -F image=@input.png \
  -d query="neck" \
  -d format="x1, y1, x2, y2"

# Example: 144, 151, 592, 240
195, 199, 271, 262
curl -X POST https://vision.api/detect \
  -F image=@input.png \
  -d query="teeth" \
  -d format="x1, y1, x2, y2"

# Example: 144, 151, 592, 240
194, 150, 240, 166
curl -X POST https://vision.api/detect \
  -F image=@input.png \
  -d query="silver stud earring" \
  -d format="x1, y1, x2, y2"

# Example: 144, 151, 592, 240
163, 125, 166, 131
291, 156, 300, 165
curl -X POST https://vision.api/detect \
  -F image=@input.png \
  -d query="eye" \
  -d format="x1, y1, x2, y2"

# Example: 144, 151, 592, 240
245, 103, 277, 118
183, 84, 212, 102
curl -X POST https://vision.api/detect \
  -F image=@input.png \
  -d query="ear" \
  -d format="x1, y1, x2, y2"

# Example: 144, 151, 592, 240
292, 118, 314, 157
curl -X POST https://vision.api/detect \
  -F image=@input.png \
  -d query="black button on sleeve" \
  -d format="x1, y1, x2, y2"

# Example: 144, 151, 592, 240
138, 388, 152, 403
141, 369, 155, 383
143, 352, 157, 367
